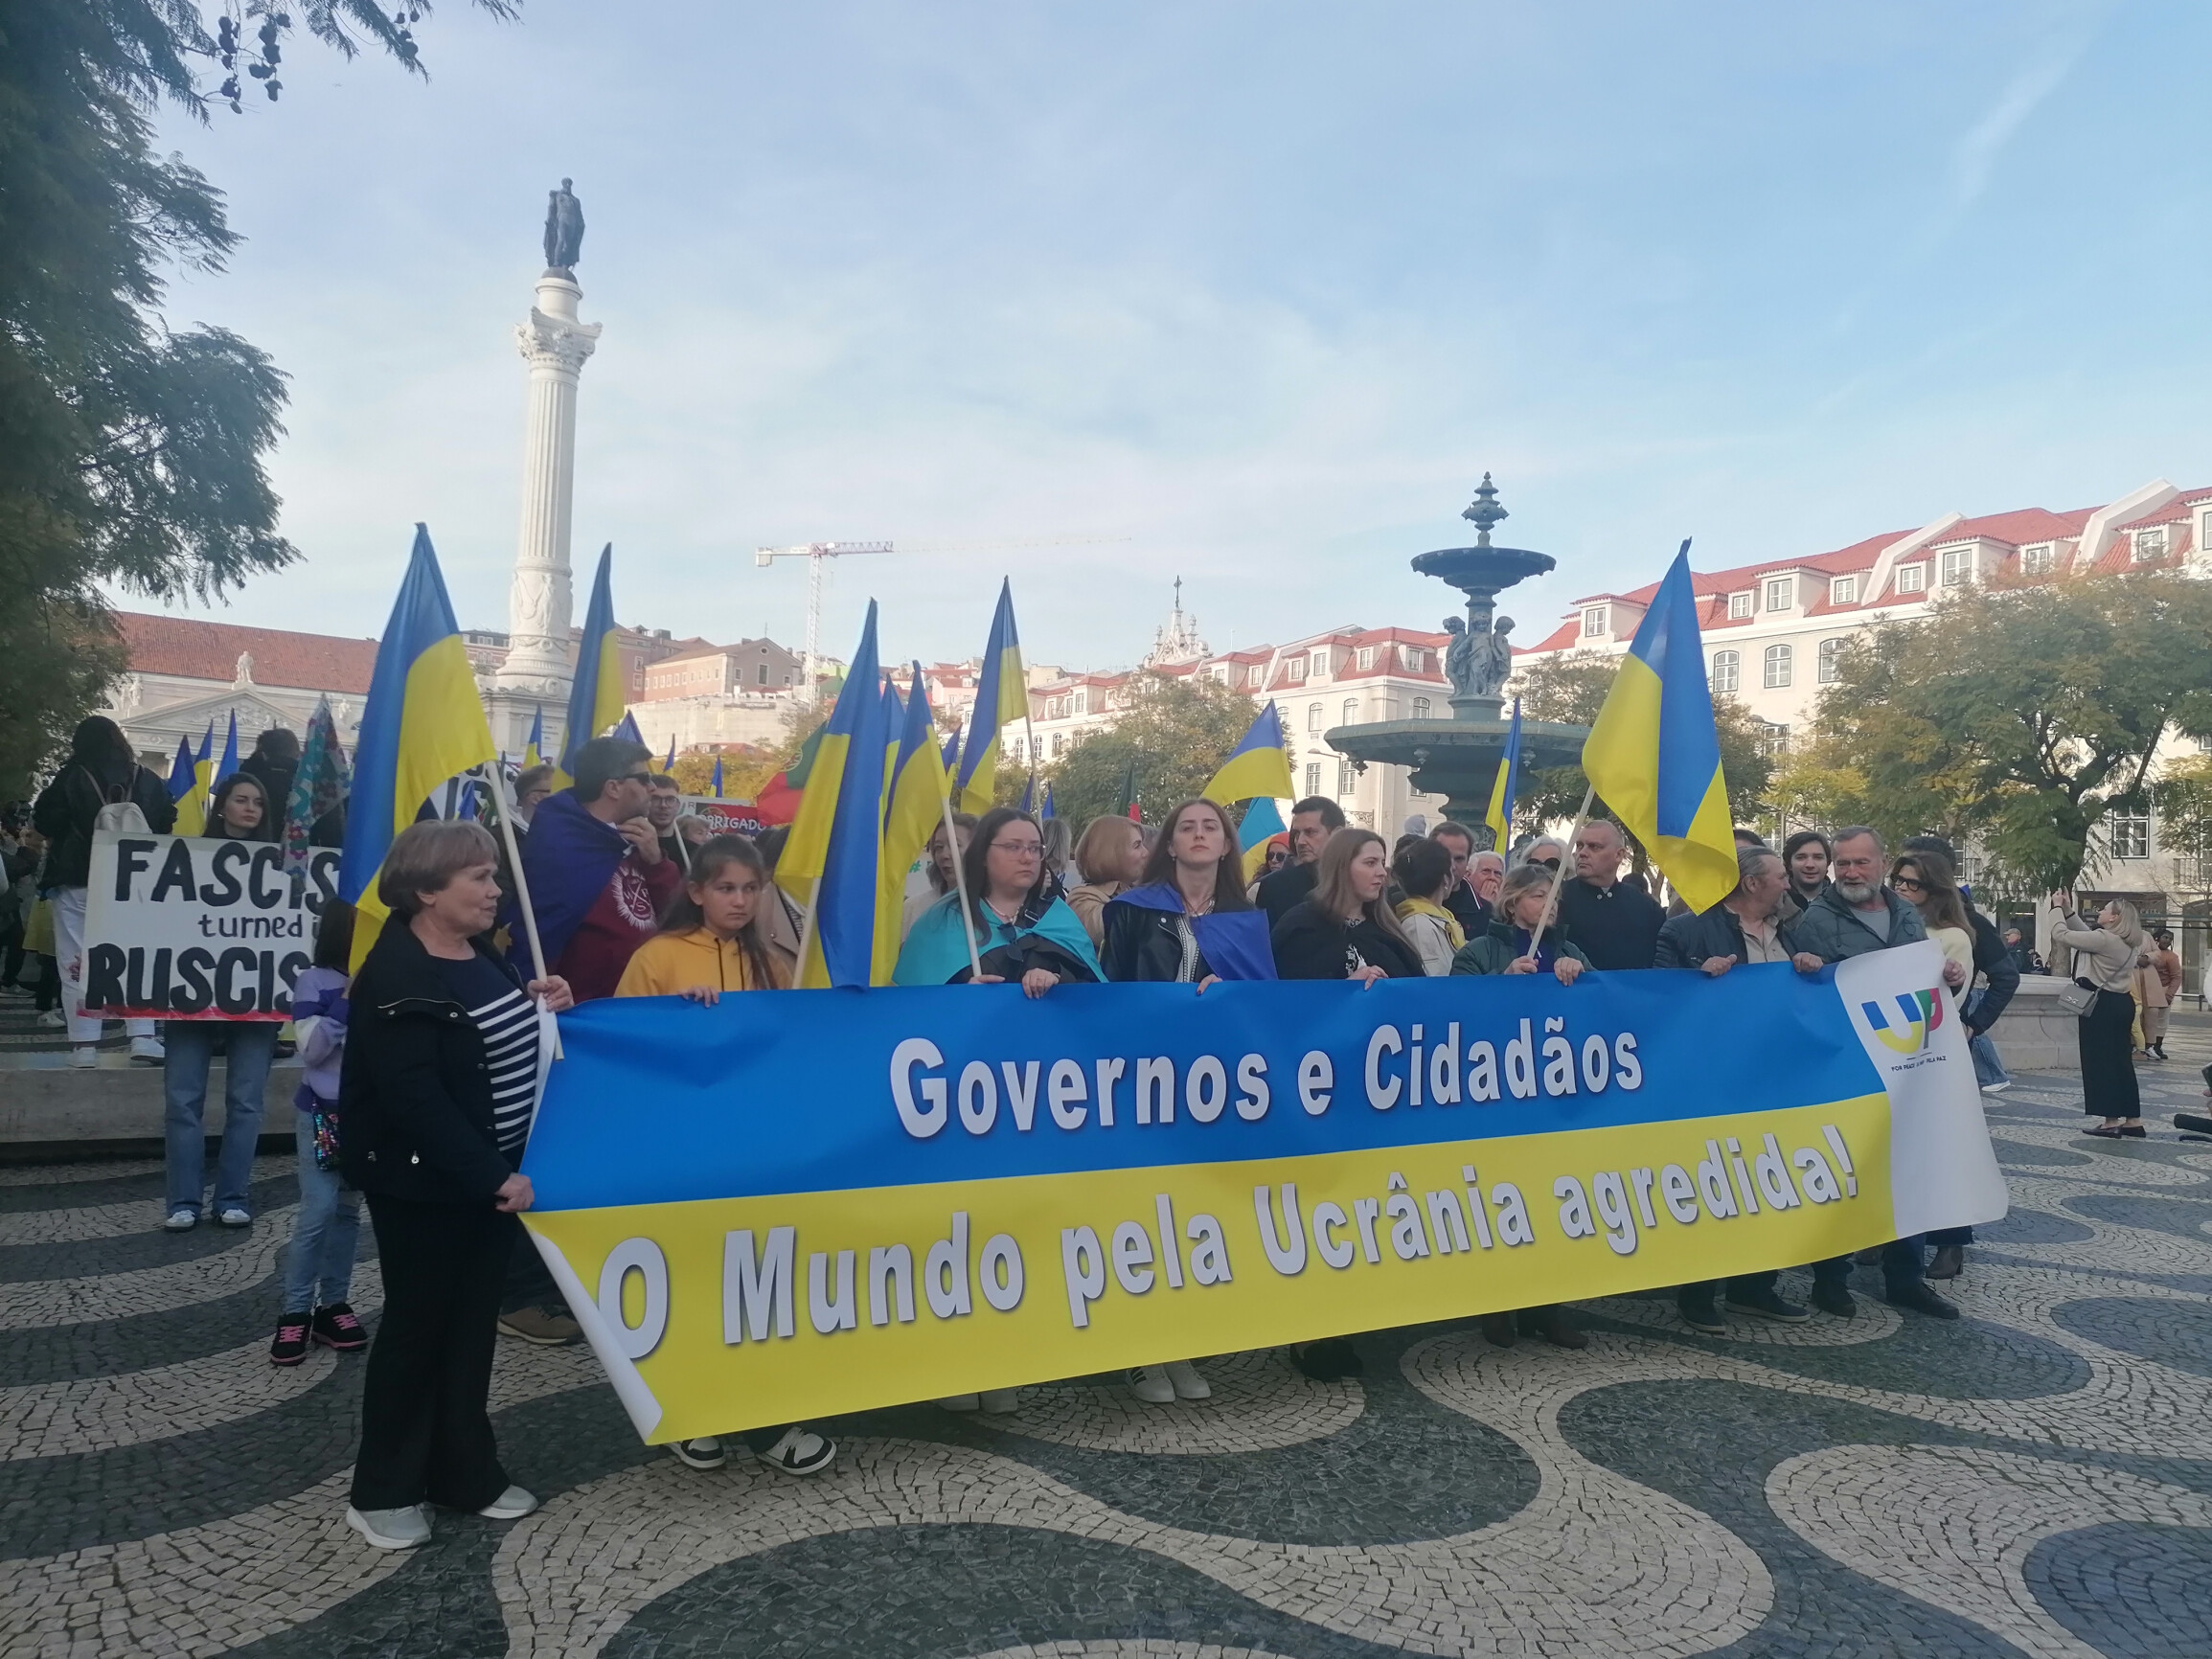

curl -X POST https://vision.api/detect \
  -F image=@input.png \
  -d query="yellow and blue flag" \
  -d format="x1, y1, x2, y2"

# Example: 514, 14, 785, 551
954, 580, 1027, 815
1203, 701, 1294, 806
663, 734, 676, 773
1238, 795, 1287, 882
710, 754, 724, 798
777, 601, 891, 988
875, 667, 952, 976
523, 707, 546, 770
1581, 540, 1737, 913
339, 525, 500, 967
165, 736, 195, 805
173, 720, 215, 836
559, 544, 624, 779
1041, 781, 1055, 821
217, 711, 239, 787
1485, 697, 1523, 848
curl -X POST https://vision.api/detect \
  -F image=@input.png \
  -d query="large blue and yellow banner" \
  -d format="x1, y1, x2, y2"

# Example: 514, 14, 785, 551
521, 940, 2004, 1443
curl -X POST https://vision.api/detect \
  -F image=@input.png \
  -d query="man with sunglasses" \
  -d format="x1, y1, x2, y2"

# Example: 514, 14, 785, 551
505, 737, 682, 1006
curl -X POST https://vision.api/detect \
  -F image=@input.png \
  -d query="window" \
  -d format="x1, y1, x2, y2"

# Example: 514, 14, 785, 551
1939, 547, 1973, 587
2020, 543, 2055, 575
1817, 637, 1841, 684
1342, 698, 1358, 727
1895, 563, 1927, 594
1829, 575, 1859, 604
1051, 734, 1064, 759
1337, 759, 1356, 795
2109, 813, 2150, 859
1248, 664, 1266, 688
1583, 605, 1607, 637
1763, 643, 1792, 688
1728, 592, 1753, 620
756, 663, 769, 685
1305, 761, 1322, 797
2135, 527, 2168, 562
1412, 696, 1432, 719
1311, 650, 1329, 678
1287, 657, 1306, 682
1402, 645, 1424, 670
1765, 578, 1792, 612
1073, 691, 1087, 716
1357, 646, 1376, 670
1710, 650, 1740, 693
1213, 666, 1229, 685
1761, 722, 1791, 757
1307, 702, 1323, 733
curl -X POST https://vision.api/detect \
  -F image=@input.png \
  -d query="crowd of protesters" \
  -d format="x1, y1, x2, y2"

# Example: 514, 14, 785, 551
20, 717, 2187, 1555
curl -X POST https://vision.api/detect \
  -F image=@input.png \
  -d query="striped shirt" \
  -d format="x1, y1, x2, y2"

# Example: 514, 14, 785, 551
433, 954, 541, 1159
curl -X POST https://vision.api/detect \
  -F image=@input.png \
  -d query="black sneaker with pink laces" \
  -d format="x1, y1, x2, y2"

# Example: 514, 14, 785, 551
270, 1313, 311, 1366
311, 1304, 368, 1352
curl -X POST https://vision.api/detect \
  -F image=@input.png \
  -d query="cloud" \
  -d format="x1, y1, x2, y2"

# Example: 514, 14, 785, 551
1950, 16, 2103, 206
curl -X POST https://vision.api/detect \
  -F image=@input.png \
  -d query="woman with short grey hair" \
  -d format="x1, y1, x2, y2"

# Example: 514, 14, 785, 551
339, 820, 574, 1551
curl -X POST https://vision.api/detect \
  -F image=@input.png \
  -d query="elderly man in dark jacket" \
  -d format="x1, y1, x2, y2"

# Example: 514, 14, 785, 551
1796, 827, 1965, 1324
1660, 847, 1828, 1334
1555, 819, 1666, 970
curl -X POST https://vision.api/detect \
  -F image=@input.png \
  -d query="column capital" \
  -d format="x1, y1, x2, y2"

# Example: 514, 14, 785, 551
515, 307, 603, 375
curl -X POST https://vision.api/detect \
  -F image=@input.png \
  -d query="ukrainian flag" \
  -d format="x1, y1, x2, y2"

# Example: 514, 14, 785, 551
1238, 795, 1287, 882
559, 544, 623, 780
710, 754, 724, 799
173, 720, 215, 836
1581, 541, 1737, 913
663, 734, 677, 774
875, 668, 949, 975
217, 711, 239, 787
339, 525, 499, 967
1203, 700, 1295, 806
954, 580, 1027, 815
165, 736, 196, 810
1484, 697, 1523, 848
523, 707, 546, 770
777, 601, 891, 988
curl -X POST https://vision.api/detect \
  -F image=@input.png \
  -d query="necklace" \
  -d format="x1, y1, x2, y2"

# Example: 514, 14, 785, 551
984, 897, 1022, 925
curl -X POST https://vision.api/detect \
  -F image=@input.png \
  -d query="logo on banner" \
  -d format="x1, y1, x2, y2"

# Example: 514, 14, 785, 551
1858, 989, 1945, 1056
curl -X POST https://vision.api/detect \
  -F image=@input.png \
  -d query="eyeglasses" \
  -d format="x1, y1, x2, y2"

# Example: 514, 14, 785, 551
992, 840, 1044, 858
1531, 856, 1560, 870
1890, 875, 1926, 892
620, 772, 653, 784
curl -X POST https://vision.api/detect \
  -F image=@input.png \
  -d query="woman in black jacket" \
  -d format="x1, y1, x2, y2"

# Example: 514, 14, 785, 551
31, 716, 173, 1067
339, 820, 572, 1552
1269, 829, 1423, 983
1099, 798, 1266, 988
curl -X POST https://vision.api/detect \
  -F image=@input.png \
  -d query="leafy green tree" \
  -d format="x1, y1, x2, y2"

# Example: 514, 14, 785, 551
1042, 674, 1265, 829
1807, 571, 2212, 889
0, 1, 505, 794
1508, 649, 1777, 852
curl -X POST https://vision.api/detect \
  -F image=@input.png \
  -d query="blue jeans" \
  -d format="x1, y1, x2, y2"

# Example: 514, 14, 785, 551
163, 1020, 278, 1216
1963, 989, 2011, 1089
282, 1109, 361, 1311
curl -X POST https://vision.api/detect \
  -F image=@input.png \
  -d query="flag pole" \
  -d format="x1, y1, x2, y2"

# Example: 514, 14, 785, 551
478, 761, 561, 1060
1522, 782, 1594, 963
937, 790, 987, 983
793, 875, 821, 989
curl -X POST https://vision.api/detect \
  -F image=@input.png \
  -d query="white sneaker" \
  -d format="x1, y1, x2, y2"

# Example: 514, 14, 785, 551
476, 1485, 538, 1520
936, 1394, 981, 1411
164, 1208, 196, 1232
757, 1425, 836, 1475
68, 1046, 98, 1069
1163, 1359, 1211, 1400
346, 1504, 430, 1550
978, 1388, 1020, 1414
1127, 1366, 1175, 1404
217, 1207, 252, 1227
1980, 1079, 2013, 1094
129, 1034, 165, 1064
36, 1010, 64, 1029
669, 1436, 727, 1470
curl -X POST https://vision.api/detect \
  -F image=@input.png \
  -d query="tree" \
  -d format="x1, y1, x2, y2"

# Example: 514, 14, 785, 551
0, 2, 507, 795
1508, 650, 1778, 849
1042, 674, 1265, 828
1808, 571, 2212, 890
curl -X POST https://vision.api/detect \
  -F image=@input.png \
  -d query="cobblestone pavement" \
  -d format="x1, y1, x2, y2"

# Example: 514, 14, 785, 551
4, 1041, 2210, 1659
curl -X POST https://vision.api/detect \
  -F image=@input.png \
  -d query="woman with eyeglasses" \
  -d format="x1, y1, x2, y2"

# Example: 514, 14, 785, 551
893, 807, 1102, 993
1888, 852, 1973, 1002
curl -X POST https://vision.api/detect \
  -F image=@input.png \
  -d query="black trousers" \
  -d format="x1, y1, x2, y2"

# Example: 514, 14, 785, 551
2078, 987, 2141, 1118
352, 1193, 516, 1512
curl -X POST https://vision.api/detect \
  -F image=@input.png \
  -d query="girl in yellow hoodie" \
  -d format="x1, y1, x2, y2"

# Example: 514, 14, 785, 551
615, 836, 796, 1000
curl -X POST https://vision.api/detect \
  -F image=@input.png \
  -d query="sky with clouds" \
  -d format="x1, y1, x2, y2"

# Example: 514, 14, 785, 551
144, 0, 2204, 672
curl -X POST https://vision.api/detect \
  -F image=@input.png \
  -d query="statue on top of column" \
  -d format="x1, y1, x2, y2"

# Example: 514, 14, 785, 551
543, 178, 584, 272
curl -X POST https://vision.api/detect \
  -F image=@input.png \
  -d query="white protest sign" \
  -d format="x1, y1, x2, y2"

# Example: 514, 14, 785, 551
83, 830, 339, 1021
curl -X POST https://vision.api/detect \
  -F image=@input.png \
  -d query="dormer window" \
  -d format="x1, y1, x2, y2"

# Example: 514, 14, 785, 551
1310, 649, 1329, 677
1287, 657, 1306, 682
1582, 605, 1608, 637
1829, 575, 1859, 605
1765, 578, 1792, 612
1939, 547, 1973, 587
1248, 664, 1266, 687
1728, 592, 1753, 620
1400, 645, 1424, 670
2135, 526, 2169, 562
2020, 544, 2055, 575
1895, 563, 1927, 594
1357, 646, 1376, 670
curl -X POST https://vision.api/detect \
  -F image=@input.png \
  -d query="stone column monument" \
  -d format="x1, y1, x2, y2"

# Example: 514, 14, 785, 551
490, 179, 601, 755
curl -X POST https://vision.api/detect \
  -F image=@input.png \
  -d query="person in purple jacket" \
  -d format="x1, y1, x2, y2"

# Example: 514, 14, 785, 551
270, 902, 368, 1366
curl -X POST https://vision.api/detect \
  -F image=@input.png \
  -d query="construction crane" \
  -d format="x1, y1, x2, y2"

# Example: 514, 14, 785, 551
754, 534, 1129, 703
753, 541, 893, 703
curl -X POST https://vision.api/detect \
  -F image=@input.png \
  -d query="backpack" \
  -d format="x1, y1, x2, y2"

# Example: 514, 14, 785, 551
83, 766, 150, 836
